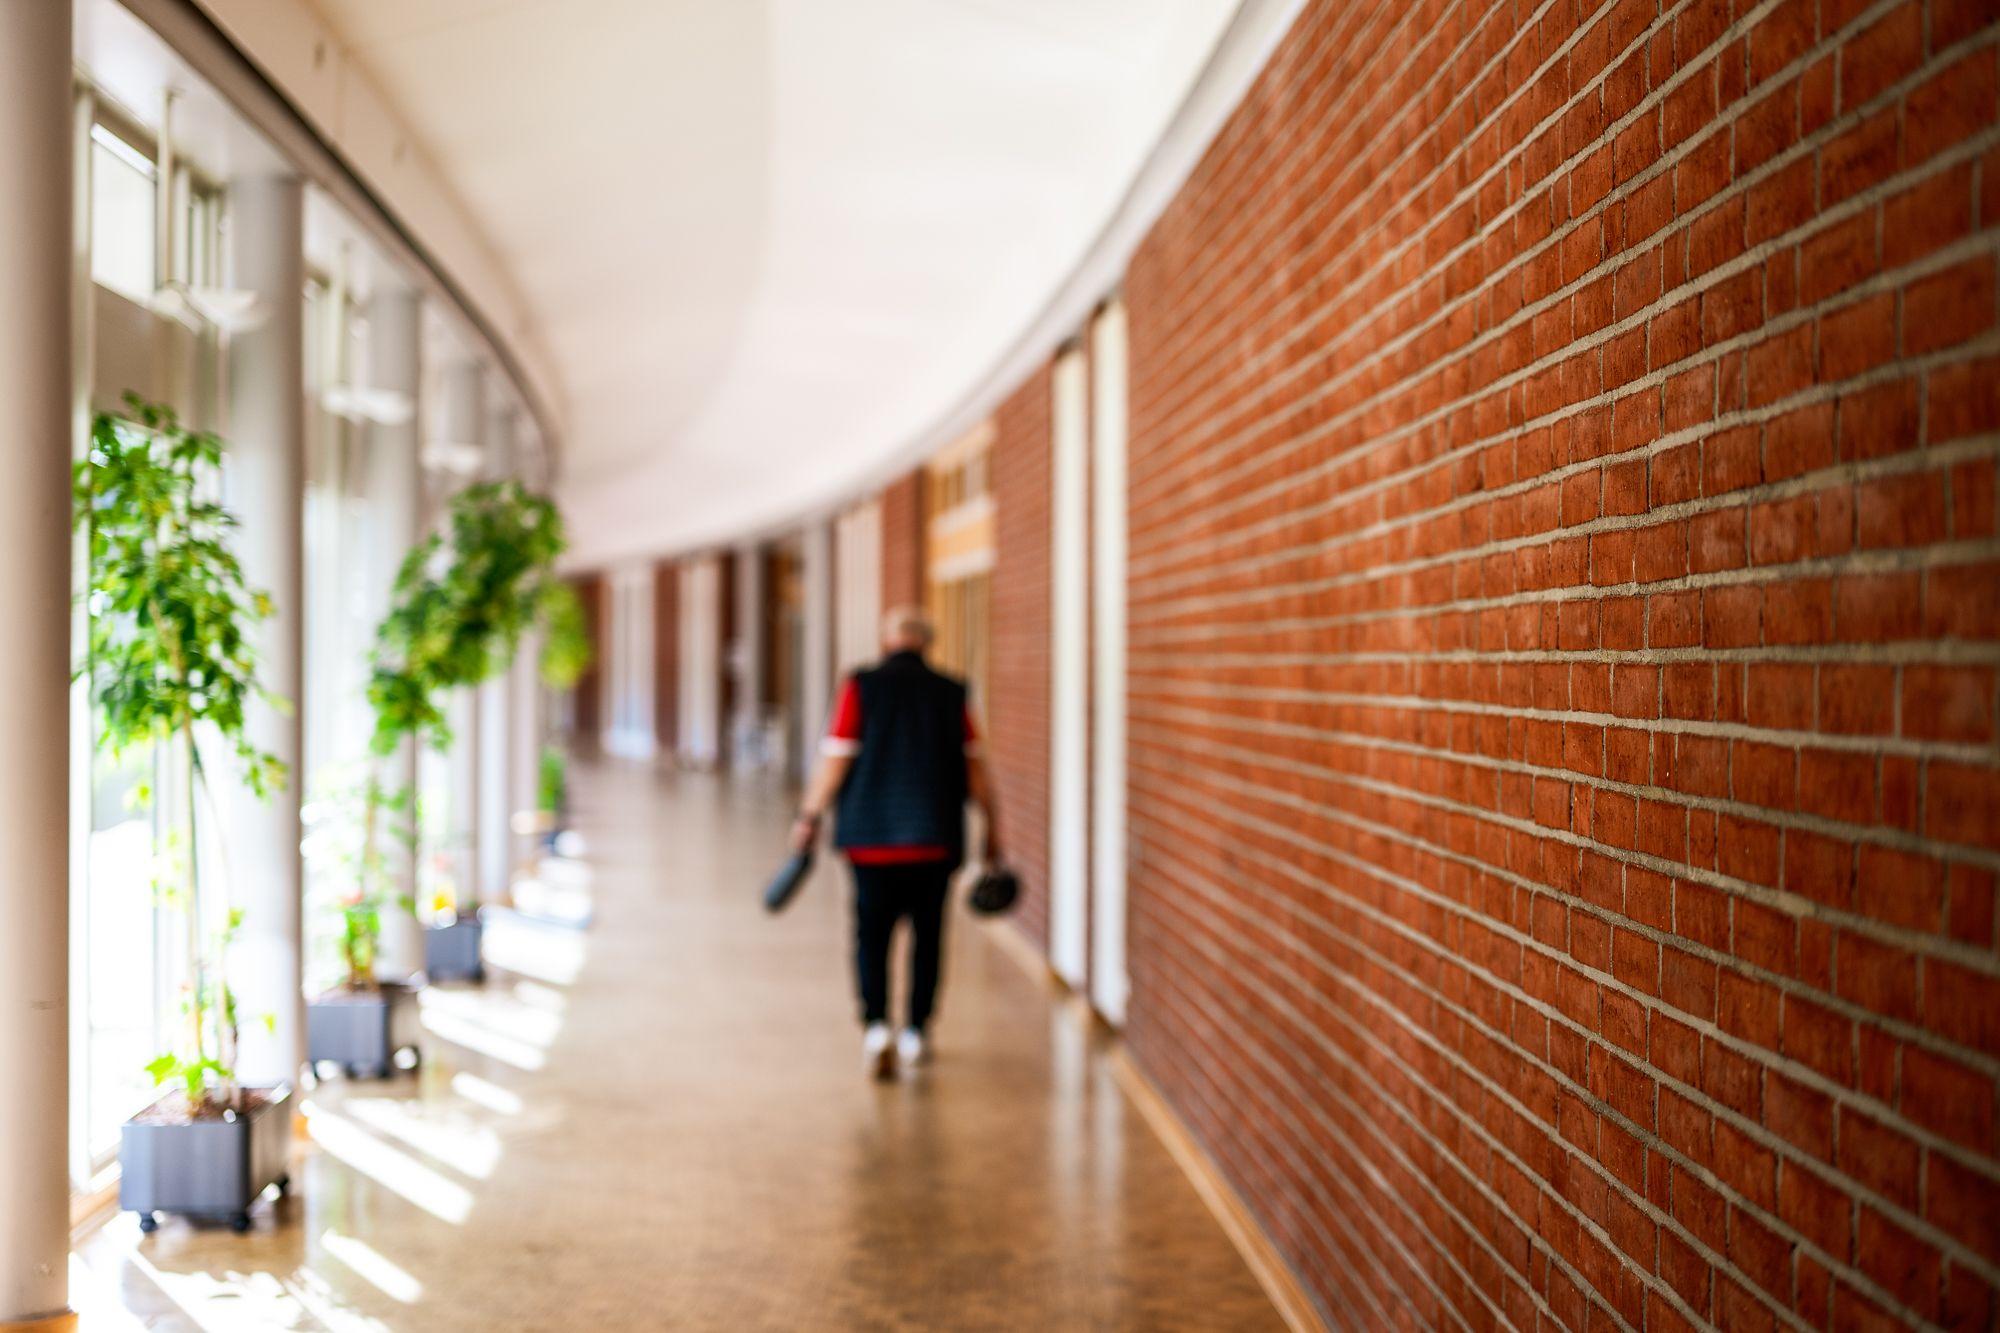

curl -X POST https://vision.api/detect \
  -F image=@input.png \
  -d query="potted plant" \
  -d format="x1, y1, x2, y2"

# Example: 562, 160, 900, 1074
309, 481, 567, 1054
77, 395, 292, 1235
531, 581, 591, 854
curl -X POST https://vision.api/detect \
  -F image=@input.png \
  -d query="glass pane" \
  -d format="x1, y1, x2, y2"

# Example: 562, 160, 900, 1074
90, 127, 155, 302
85, 736, 160, 1159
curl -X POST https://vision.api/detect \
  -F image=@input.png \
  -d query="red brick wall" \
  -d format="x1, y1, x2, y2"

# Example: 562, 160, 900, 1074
882, 469, 928, 610
654, 561, 679, 754
991, 369, 1056, 949
570, 573, 607, 741
1119, 1, 2000, 1329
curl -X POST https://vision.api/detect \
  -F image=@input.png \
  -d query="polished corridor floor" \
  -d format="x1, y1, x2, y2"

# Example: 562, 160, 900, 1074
75, 759, 1280, 1331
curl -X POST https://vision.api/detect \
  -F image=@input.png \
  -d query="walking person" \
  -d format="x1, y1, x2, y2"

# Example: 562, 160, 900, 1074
791, 607, 999, 1079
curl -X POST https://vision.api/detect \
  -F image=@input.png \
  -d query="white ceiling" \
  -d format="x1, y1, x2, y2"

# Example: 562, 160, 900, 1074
305, 0, 1244, 567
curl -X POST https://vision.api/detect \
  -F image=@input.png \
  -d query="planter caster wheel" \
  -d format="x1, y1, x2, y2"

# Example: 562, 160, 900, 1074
229, 1211, 252, 1234
137, 1212, 159, 1234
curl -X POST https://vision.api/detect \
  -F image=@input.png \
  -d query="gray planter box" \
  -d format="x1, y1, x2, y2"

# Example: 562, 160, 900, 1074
307, 980, 421, 1078
424, 913, 485, 983
121, 1084, 291, 1233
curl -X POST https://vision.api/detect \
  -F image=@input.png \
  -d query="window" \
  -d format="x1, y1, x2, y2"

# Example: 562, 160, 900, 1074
89, 123, 155, 302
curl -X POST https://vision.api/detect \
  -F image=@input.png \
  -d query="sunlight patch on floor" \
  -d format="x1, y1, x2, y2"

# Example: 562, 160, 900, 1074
477, 913, 586, 984
317, 1232, 420, 1305
340, 1096, 502, 1180
416, 1005, 546, 1071
450, 1070, 523, 1116
301, 1100, 473, 1224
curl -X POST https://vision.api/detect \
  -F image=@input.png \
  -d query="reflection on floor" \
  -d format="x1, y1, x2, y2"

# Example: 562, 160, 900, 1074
74, 760, 1281, 1331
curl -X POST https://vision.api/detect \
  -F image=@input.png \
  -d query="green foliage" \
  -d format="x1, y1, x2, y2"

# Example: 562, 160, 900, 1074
75, 394, 286, 1115
368, 480, 567, 757
537, 580, 593, 689
75, 397, 287, 797
338, 480, 568, 988
538, 745, 567, 817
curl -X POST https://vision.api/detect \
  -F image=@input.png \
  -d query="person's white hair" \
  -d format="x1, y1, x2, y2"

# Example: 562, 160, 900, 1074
881, 605, 934, 650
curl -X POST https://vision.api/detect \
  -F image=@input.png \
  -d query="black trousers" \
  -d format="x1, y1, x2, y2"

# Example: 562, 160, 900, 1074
850, 860, 954, 1031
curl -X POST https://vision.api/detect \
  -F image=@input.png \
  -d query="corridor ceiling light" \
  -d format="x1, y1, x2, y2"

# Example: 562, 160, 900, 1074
319, 1231, 424, 1304
148, 282, 269, 334
302, 1098, 474, 1224
420, 440, 486, 475
322, 384, 416, 425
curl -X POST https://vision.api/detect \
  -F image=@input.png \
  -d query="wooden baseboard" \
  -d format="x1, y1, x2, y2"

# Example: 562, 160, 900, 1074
977, 916, 1068, 995
0, 1313, 79, 1332
69, 1168, 120, 1240
1111, 1051, 1326, 1333
975, 916, 1325, 1331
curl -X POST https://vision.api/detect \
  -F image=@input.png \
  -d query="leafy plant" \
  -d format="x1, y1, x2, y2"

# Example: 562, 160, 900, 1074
76, 394, 287, 1116
538, 745, 567, 820
337, 480, 568, 988
537, 580, 593, 690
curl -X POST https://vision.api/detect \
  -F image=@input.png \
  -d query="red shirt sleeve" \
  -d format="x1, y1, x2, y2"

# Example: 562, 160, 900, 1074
822, 678, 862, 755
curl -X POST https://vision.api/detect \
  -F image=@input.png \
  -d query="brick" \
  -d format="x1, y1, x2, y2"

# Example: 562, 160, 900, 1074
1856, 1206, 1942, 1321
1900, 665, 1995, 742
1777, 1159, 1849, 1258
1926, 1152, 2000, 1264
1928, 762, 2000, 852
1820, 107, 1898, 208
1836, 377, 1919, 463
1800, 210, 1877, 305
1838, 3, 1923, 110
1817, 664, 1894, 733
1882, 165, 1974, 270
1840, 1111, 1920, 1209
1902, 1047, 1995, 1152
1904, 257, 1997, 358
1905, 49, 1999, 167
1817, 292, 1895, 382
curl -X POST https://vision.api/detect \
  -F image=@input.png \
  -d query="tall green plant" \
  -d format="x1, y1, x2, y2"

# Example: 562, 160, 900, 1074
75, 394, 287, 1114
338, 480, 567, 988
537, 580, 593, 690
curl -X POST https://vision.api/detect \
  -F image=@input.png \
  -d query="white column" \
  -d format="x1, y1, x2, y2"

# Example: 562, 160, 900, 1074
440, 362, 484, 903
363, 287, 424, 979
475, 404, 516, 902
681, 556, 726, 768
1089, 300, 1130, 1026
0, 2, 75, 1323
799, 520, 834, 783
510, 628, 544, 863
1048, 343, 1090, 988
732, 543, 764, 767
224, 175, 307, 1086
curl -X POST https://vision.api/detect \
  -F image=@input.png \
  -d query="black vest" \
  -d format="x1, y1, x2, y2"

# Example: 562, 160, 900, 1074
833, 651, 969, 858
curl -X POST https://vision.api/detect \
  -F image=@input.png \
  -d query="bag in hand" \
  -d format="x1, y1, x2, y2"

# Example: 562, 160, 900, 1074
763, 848, 814, 913
968, 862, 1019, 916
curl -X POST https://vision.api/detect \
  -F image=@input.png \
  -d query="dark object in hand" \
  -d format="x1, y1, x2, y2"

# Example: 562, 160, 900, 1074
968, 863, 1018, 916
763, 849, 814, 913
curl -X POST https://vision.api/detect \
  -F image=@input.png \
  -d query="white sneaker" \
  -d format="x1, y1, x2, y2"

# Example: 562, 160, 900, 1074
896, 1028, 926, 1067
863, 1023, 897, 1080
